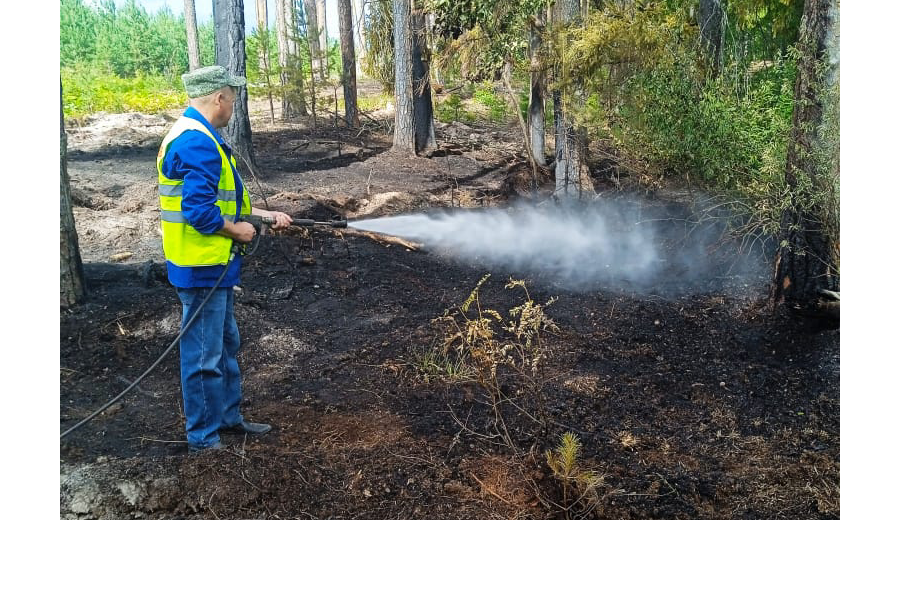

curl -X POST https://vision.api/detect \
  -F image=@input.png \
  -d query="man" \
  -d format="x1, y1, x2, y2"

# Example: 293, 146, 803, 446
157, 65, 291, 452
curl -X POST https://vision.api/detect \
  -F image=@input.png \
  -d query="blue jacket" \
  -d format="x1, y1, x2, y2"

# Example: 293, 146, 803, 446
160, 107, 244, 288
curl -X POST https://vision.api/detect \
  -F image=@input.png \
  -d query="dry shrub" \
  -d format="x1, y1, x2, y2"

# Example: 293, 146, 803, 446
435, 274, 558, 450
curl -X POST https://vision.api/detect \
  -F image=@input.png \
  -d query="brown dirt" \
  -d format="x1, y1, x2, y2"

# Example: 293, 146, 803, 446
60, 98, 839, 519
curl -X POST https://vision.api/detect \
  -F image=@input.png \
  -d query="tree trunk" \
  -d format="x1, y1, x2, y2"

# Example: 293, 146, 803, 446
528, 9, 546, 167
256, 0, 277, 124
275, 0, 290, 116
353, 0, 366, 72
772, 0, 840, 308
698, 0, 725, 75
213, 0, 257, 172
553, 0, 590, 198
426, 11, 444, 88
338, 0, 360, 127
303, 0, 324, 80
60, 83, 86, 307
256, 0, 268, 72
289, 0, 309, 115
184, 0, 201, 71
276, 0, 307, 117
411, 4, 435, 153
392, 0, 415, 152
502, 57, 538, 192
317, 0, 328, 78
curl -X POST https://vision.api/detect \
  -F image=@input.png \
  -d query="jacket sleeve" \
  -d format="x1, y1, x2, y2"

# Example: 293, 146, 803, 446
161, 131, 226, 234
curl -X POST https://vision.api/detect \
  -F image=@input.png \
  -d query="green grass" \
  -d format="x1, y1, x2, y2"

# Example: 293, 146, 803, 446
407, 343, 474, 383
62, 64, 186, 120
357, 91, 393, 111
435, 93, 478, 124
472, 83, 510, 122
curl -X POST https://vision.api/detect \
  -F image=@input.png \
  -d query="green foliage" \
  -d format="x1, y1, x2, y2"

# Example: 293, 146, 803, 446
434, 84, 514, 125
245, 29, 280, 86
473, 83, 509, 122
357, 91, 393, 111
431, 0, 545, 76
518, 87, 530, 124
435, 93, 475, 124
60, 0, 100, 65
60, 0, 216, 118
617, 58, 795, 199
61, 0, 192, 78
62, 64, 187, 120
407, 343, 474, 383
545, 432, 604, 518
550, 1, 801, 235
361, 0, 395, 91
728, 0, 805, 56
325, 40, 343, 80
198, 22, 217, 67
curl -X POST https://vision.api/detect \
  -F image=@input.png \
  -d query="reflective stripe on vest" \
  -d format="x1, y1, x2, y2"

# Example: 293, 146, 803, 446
160, 210, 236, 224
158, 184, 240, 202
156, 116, 251, 267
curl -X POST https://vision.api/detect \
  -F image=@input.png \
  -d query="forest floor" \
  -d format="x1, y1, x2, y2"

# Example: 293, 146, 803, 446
60, 84, 840, 519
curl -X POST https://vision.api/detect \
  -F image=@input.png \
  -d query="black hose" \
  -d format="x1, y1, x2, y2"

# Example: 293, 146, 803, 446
60, 247, 239, 440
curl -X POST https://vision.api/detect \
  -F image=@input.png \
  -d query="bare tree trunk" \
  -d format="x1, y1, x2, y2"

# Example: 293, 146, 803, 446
317, 0, 328, 76
426, 10, 442, 88
289, 0, 309, 115
214, 0, 257, 172
698, 0, 726, 76
772, 0, 840, 309
256, 0, 268, 72
304, 2, 320, 125
303, 0, 324, 80
353, 0, 366, 73
553, 0, 590, 198
338, 0, 360, 127
275, 0, 290, 116
293, 1, 310, 114
411, 3, 435, 153
256, 0, 276, 124
184, 0, 201, 71
60, 83, 86, 307
392, 0, 415, 152
529, 9, 546, 167
502, 58, 538, 191
276, 0, 307, 117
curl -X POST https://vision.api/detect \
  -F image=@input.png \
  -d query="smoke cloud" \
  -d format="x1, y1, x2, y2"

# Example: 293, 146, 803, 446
351, 195, 767, 295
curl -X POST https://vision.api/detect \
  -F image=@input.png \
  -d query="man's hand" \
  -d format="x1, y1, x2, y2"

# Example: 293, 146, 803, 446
219, 220, 256, 243
252, 208, 292, 230
269, 211, 292, 230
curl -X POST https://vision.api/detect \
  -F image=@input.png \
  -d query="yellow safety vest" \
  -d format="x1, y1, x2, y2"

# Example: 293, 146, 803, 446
156, 116, 252, 267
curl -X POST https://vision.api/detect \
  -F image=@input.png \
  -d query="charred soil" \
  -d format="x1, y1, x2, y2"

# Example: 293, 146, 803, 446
60, 102, 839, 519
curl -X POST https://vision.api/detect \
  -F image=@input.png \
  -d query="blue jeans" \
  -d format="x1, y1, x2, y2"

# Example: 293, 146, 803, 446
176, 287, 243, 448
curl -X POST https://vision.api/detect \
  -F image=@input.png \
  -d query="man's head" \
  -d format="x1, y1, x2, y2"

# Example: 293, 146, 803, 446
181, 65, 246, 128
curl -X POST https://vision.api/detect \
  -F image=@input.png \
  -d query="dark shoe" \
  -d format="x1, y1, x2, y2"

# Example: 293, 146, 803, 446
188, 440, 226, 453
220, 420, 272, 435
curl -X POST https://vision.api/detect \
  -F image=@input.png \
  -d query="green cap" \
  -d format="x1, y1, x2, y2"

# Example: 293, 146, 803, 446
181, 65, 247, 98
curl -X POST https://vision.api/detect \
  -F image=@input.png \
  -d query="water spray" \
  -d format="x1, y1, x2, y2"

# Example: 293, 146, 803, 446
349, 198, 765, 294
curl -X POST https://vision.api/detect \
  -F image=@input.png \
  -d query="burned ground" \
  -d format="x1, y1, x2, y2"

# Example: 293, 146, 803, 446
60, 103, 839, 519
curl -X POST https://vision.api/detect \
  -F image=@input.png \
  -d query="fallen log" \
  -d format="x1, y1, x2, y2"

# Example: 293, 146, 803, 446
789, 289, 840, 323
341, 228, 423, 251
816, 289, 840, 321
816, 300, 840, 321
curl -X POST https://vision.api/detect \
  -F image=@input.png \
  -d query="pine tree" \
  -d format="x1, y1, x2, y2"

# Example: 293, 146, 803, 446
213, 0, 256, 172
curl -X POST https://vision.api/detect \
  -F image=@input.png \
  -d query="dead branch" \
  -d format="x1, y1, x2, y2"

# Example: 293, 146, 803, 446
342, 228, 423, 251
470, 473, 516, 507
